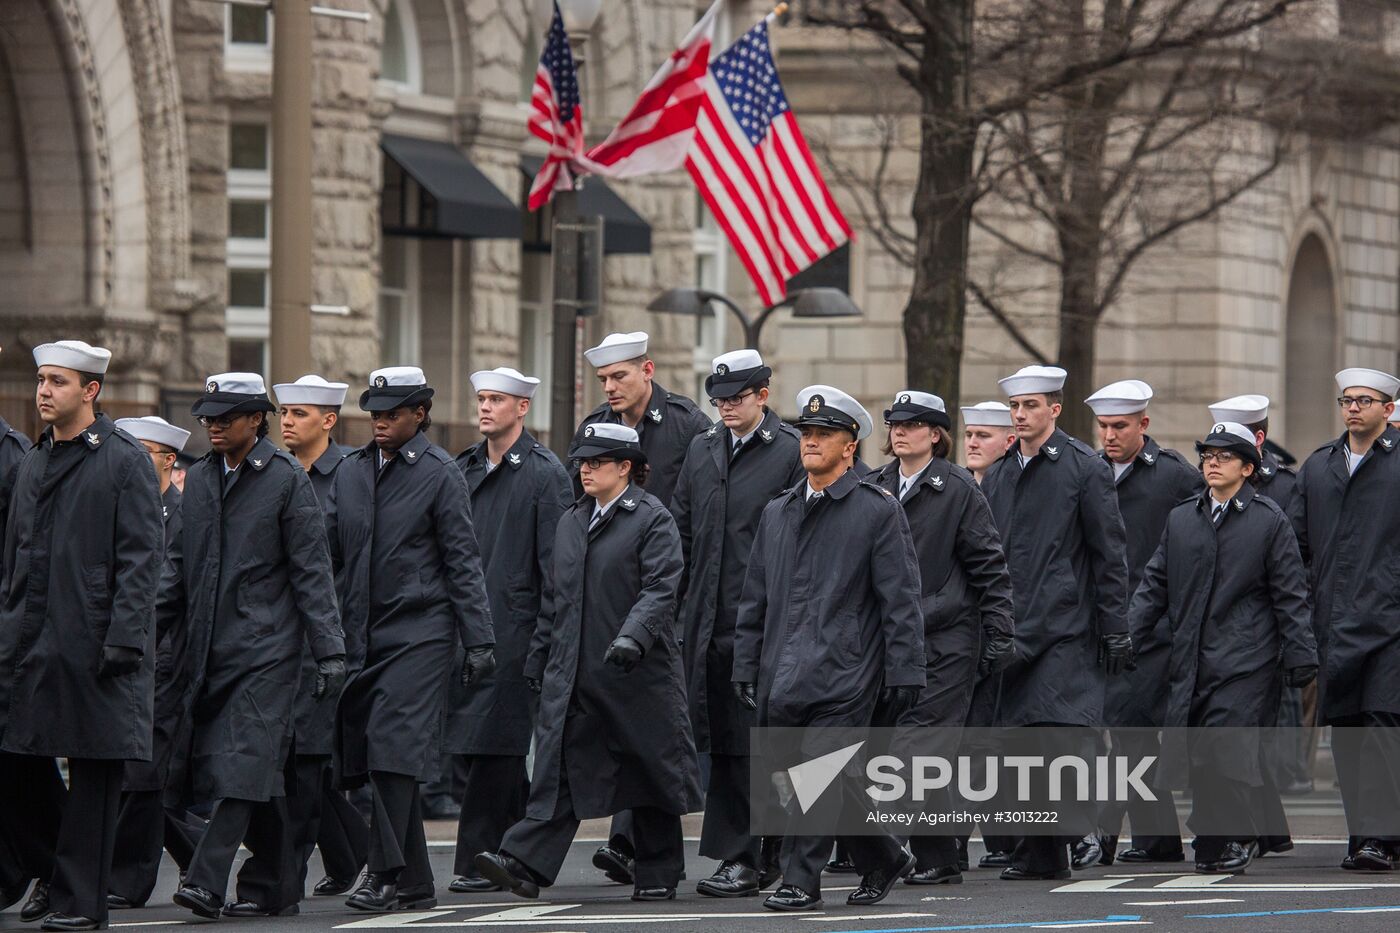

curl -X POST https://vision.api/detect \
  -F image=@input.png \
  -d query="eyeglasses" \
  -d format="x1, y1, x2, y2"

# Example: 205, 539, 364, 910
1337, 395, 1385, 410
197, 414, 247, 428
1199, 450, 1240, 465
571, 457, 621, 470
709, 390, 757, 409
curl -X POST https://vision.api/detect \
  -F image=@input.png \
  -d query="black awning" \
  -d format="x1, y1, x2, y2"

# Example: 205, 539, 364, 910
520, 156, 652, 255
380, 134, 518, 239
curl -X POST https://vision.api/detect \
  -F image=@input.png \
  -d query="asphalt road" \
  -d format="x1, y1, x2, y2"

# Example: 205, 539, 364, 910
7, 834, 1400, 933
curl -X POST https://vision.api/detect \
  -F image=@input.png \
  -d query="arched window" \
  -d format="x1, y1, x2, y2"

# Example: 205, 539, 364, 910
380, 0, 422, 92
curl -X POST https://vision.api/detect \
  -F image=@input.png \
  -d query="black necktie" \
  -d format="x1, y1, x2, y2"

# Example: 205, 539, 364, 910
805, 492, 823, 515
589, 509, 603, 532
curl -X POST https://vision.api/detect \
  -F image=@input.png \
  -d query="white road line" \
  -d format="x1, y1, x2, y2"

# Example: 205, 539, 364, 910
462, 905, 580, 922
1051, 878, 1139, 892
1153, 875, 1230, 888
1031, 923, 1152, 929
1121, 899, 1245, 906
804, 913, 941, 922
110, 923, 190, 928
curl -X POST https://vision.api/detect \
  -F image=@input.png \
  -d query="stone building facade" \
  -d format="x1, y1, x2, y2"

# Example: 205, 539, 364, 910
0, 0, 1396, 458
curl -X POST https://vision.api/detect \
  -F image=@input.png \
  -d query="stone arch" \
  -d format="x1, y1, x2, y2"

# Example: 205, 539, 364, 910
374, 0, 459, 99
1282, 223, 1343, 451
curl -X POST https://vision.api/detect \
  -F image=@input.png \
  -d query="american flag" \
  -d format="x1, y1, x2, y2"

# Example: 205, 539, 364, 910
526, 2, 583, 211
685, 21, 852, 307
577, 0, 721, 179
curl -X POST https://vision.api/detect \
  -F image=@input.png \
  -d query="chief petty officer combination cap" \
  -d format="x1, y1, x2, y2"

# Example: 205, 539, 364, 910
360, 366, 434, 412
1085, 379, 1153, 416
1196, 421, 1262, 469
884, 390, 951, 430
584, 331, 649, 368
115, 415, 191, 452
999, 364, 1068, 397
706, 348, 771, 399
191, 372, 277, 418
470, 367, 540, 399
794, 384, 873, 441
960, 401, 1013, 427
1335, 367, 1400, 398
33, 339, 112, 374
568, 422, 648, 466
273, 374, 349, 408
1208, 394, 1269, 425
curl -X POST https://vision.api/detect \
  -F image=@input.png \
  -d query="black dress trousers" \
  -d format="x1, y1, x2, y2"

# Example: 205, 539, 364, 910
48, 758, 123, 924
453, 755, 529, 878
367, 771, 434, 898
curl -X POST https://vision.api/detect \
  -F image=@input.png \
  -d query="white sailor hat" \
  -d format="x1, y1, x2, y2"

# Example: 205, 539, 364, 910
998, 364, 1067, 397
584, 332, 649, 368
1208, 394, 1269, 425
191, 372, 276, 417
1335, 367, 1400, 399
960, 401, 1013, 428
273, 374, 349, 408
33, 339, 112, 375
884, 390, 950, 430
470, 367, 540, 399
706, 349, 771, 399
1196, 421, 1262, 468
360, 366, 434, 412
568, 422, 647, 465
1085, 379, 1153, 416
794, 384, 873, 440
115, 416, 191, 452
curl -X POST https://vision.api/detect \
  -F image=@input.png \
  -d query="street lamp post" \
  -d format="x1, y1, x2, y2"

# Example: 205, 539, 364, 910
547, 0, 603, 457
646, 287, 863, 350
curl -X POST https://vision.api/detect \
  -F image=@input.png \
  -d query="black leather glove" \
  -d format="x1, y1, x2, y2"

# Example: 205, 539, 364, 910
603, 635, 644, 673
97, 645, 142, 679
526, 676, 542, 695
461, 646, 497, 687
1286, 664, 1318, 688
977, 629, 1016, 677
1098, 632, 1134, 676
880, 684, 922, 722
733, 681, 757, 711
313, 655, 347, 700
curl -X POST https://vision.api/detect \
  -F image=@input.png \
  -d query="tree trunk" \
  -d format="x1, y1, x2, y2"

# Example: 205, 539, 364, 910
902, 0, 974, 410
1057, 270, 1101, 443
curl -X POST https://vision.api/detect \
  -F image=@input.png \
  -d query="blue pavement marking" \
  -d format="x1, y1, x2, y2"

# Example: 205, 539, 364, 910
1186, 905, 1400, 919
822, 916, 1144, 933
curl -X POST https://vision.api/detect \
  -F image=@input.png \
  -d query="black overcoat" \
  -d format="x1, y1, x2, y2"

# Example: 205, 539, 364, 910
1131, 485, 1315, 786
0, 416, 31, 588
732, 469, 926, 728
327, 432, 493, 783
171, 436, 344, 800
0, 416, 163, 760
290, 441, 348, 757
981, 429, 1130, 727
1288, 426, 1400, 720
522, 482, 701, 819
443, 430, 571, 757
872, 458, 1015, 727
1101, 438, 1203, 727
674, 411, 803, 755
571, 382, 711, 507
1256, 449, 1298, 514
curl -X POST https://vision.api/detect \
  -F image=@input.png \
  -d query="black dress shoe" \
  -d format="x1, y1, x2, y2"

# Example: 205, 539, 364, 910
172, 884, 223, 919
222, 900, 299, 917
696, 861, 759, 898
904, 865, 963, 885
1353, 841, 1395, 871
105, 894, 139, 910
978, 850, 1012, 868
1198, 840, 1254, 868
763, 884, 822, 911
473, 852, 540, 900
20, 881, 51, 923
313, 875, 358, 896
448, 875, 502, 893
395, 887, 438, 910
848, 851, 916, 905
39, 914, 100, 932
1070, 835, 1103, 870
346, 874, 399, 912
1342, 852, 1359, 870
591, 846, 634, 885
1000, 866, 1072, 880
631, 886, 676, 901
823, 854, 857, 874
